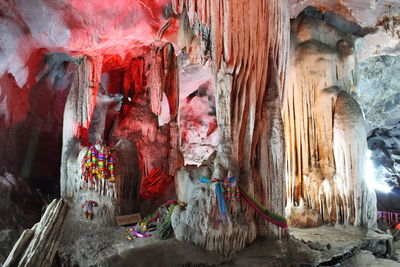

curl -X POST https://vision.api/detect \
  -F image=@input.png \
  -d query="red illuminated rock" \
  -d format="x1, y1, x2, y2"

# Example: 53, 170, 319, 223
0, 0, 396, 261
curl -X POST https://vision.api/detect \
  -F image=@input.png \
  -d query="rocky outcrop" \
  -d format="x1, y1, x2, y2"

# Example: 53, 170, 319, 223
341, 250, 399, 267
290, 225, 394, 265
3, 199, 68, 267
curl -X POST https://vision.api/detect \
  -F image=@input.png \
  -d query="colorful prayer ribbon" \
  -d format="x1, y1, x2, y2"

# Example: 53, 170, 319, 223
199, 176, 287, 228
81, 144, 117, 189
239, 185, 287, 228
200, 176, 238, 222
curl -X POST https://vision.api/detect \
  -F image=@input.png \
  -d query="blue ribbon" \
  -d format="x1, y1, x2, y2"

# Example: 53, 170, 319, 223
200, 176, 237, 223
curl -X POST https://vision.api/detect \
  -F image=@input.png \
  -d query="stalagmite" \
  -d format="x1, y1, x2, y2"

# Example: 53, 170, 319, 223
61, 56, 102, 198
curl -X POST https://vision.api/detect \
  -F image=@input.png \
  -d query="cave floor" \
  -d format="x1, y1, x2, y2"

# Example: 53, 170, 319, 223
290, 225, 399, 266
57, 224, 399, 267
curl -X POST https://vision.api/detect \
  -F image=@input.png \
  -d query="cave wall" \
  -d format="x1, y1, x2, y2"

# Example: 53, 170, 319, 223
353, 55, 400, 130
2, 0, 397, 260
0, 48, 75, 196
289, 0, 400, 26
0, 0, 179, 199
283, 13, 377, 228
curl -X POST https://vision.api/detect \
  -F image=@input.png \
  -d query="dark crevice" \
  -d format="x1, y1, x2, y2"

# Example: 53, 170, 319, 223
318, 248, 357, 266
302, 6, 376, 37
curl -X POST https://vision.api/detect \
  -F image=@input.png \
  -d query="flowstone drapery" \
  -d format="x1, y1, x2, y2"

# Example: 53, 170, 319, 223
283, 14, 377, 228
171, 0, 290, 254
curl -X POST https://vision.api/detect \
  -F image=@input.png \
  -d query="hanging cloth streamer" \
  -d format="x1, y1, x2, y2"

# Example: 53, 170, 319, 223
200, 176, 238, 223
81, 144, 117, 190
140, 167, 173, 198
239, 185, 287, 228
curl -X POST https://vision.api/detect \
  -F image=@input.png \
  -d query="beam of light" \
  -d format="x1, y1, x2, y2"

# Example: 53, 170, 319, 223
365, 150, 392, 193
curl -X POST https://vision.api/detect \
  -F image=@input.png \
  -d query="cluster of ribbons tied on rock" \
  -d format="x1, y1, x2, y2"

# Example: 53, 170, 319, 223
124, 175, 288, 242
81, 144, 116, 190
80, 144, 116, 219
77, 142, 287, 234
200, 176, 287, 228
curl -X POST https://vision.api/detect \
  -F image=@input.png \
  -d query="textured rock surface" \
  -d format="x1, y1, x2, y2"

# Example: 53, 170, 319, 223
290, 225, 393, 263
341, 250, 400, 266
171, 0, 289, 254
3, 199, 68, 267
57, 223, 395, 266
289, 0, 400, 27
284, 13, 377, 227
367, 123, 400, 190
0, 173, 42, 264
353, 55, 400, 130
60, 43, 181, 228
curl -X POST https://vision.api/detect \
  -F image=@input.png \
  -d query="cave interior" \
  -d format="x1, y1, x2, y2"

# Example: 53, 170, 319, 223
1, 0, 400, 266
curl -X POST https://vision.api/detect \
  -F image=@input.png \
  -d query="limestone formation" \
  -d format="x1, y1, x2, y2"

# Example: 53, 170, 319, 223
171, 0, 289, 254
0, 173, 41, 263
283, 13, 377, 228
60, 43, 181, 226
0, 0, 399, 265
3, 199, 68, 267
353, 55, 400, 130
